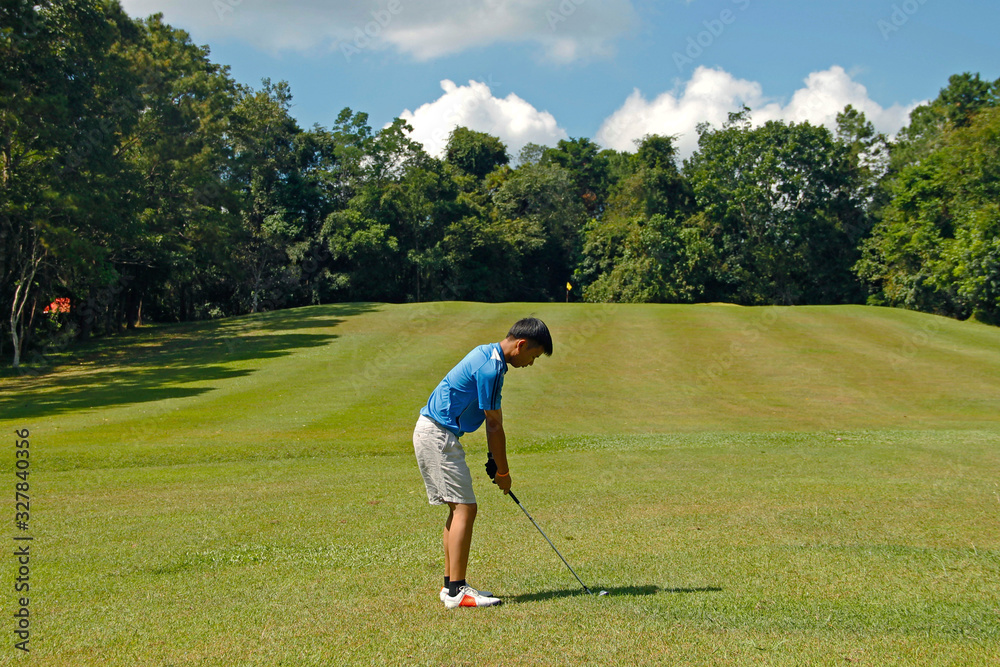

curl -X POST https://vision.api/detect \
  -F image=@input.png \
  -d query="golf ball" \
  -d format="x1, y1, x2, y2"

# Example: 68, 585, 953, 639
598, 590, 609, 596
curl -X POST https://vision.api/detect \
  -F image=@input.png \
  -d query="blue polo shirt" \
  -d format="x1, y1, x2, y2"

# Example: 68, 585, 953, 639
420, 342, 507, 437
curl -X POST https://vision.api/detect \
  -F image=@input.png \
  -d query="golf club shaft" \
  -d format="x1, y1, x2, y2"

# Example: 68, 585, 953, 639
508, 491, 593, 594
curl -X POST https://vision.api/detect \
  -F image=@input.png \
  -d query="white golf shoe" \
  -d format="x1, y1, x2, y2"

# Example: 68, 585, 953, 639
444, 585, 502, 609
439, 584, 492, 602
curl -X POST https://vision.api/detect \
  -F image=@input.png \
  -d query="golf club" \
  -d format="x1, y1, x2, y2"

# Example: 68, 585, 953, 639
508, 491, 608, 596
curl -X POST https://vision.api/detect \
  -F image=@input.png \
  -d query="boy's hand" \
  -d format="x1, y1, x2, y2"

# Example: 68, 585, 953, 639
494, 471, 512, 494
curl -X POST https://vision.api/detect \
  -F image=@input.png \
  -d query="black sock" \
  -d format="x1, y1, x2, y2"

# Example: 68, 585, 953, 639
444, 576, 450, 589
448, 579, 466, 597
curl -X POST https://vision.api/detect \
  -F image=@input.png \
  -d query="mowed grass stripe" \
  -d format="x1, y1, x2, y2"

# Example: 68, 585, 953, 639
4, 303, 1000, 472
768, 306, 1000, 427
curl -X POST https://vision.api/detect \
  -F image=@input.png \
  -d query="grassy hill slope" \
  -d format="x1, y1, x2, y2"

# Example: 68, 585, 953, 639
1, 303, 998, 665
3, 302, 999, 469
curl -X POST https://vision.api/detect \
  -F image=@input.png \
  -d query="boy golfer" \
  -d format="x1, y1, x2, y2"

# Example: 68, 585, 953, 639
413, 317, 552, 608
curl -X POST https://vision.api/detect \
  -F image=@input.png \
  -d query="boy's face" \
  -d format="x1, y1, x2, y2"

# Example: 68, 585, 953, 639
509, 340, 545, 368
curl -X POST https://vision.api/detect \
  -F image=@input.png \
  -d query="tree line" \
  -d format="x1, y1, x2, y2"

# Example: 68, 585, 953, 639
3, 1, 999, 369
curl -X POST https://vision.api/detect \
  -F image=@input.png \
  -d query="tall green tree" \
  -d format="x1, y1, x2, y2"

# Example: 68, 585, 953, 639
683, 110, 867, 305
581, 213, 710, 303
891, 72, 1000, 173
228, 79, 304, 313
542, 137, 611, 217
1, 0, 142, 365
857, 106, 1000, 322
120, 14, 240, 325
444, 127, 509, 180
578, 135, 702, 303
491, 160, 587, 299
321, 118, 442, 301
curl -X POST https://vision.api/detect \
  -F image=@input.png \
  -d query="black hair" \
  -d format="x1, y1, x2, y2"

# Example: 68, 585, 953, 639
506, 317, 553, 356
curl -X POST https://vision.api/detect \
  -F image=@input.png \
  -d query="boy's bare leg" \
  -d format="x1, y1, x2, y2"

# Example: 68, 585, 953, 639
444, 502, 477, 583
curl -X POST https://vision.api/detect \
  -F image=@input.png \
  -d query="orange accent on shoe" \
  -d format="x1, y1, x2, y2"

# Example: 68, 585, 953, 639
460, 595, 477, 607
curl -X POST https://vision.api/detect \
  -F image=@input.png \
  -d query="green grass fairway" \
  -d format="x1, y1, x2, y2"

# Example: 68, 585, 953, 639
2, 303, 999, 665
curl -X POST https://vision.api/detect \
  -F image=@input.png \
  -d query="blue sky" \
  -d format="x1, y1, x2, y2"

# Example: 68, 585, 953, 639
118, 0, 1000, 159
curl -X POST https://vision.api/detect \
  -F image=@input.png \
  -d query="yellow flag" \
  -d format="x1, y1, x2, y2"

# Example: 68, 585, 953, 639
566, 282, 572, 291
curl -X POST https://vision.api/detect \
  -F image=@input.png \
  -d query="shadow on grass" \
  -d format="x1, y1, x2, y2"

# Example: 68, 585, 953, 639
242, 303, 381, 332
662, 586, 724, 594
510, 584, 720, 603
0, 303, 380, 420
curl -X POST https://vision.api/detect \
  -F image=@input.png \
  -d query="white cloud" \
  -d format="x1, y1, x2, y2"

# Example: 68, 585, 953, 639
752, 67, 917, 133
118, 0, 636, 63
398, 80, 568, 159
596, 66, 921, 159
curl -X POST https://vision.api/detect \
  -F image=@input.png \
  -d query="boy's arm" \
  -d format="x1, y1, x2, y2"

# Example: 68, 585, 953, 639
484, 409, 511, 493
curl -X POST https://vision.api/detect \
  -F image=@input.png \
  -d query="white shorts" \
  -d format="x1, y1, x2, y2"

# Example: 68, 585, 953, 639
413, 415, 476, 505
